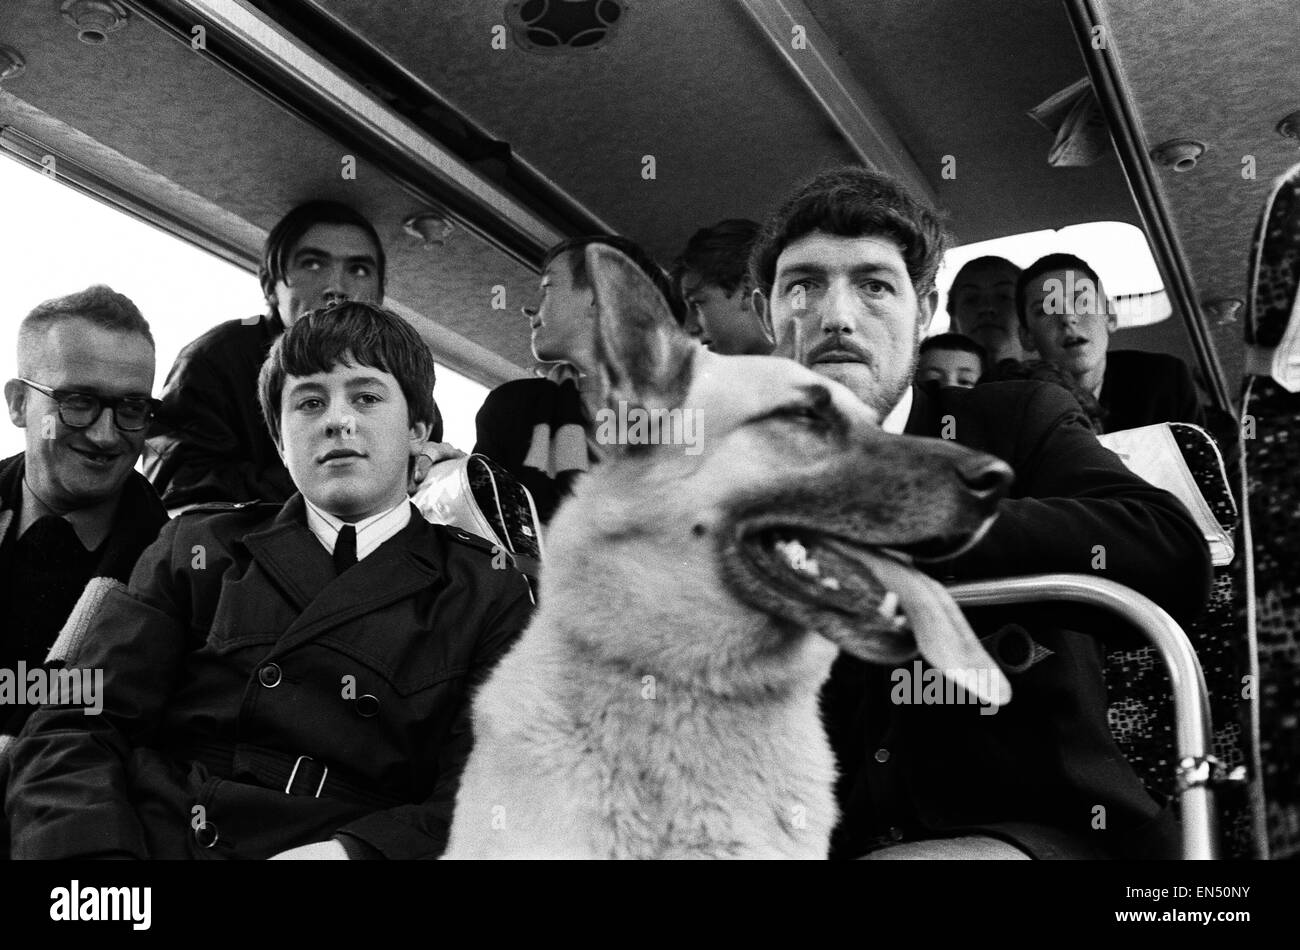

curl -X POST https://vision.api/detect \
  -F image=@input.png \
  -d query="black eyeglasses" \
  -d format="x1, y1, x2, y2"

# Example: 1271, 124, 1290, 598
18, 378, 161, 432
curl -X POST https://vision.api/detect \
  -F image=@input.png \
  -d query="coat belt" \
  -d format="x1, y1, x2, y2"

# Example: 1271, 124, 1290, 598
172, 739, 407, 810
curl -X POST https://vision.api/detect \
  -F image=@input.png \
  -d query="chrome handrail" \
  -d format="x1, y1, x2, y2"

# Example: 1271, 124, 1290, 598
947, 573, 1217, 860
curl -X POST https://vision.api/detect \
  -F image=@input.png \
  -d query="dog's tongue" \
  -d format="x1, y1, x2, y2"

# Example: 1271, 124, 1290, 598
825, 542, 1012, 707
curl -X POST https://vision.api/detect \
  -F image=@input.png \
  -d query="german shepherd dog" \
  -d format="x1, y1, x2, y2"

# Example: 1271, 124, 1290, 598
444, 245, 1014, 859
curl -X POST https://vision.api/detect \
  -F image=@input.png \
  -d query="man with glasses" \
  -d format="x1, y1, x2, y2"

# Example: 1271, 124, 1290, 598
0, 285, 168, 673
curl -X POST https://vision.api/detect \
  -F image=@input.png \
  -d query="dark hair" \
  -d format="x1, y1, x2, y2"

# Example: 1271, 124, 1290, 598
951, 255, 1021, 289
919, 332, 988, 374
1014, 253, 1103, 327
18, 285, 154, 363
749, 166, 948, 295
542, 234, 683, 324
675, 219, 762, 295
257, 302, 436, 446
259, 201, 386, 317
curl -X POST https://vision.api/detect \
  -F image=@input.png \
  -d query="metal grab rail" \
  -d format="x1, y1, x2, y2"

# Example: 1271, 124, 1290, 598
946, 573, 1218, 860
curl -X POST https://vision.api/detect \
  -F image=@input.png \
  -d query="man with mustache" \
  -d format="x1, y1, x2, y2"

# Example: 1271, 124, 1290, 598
1016, 253, 1206, 432
750, 167, 1211, 859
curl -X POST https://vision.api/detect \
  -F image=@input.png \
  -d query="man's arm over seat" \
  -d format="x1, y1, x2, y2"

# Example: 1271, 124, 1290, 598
942, 381, 1213, 635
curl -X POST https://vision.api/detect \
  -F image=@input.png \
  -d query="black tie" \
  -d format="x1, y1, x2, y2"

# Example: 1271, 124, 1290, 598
333, 524, 357, 574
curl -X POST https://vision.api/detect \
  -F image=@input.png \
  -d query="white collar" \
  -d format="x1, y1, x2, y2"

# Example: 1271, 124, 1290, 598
881, 386, 915, 435
304, 496, 411, 562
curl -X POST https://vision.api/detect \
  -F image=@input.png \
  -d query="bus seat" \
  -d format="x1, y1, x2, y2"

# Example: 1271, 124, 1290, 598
1099, 422, 1261, 858
1242, 159, 1300, 860
411, 453, 545, 589
949, 574, 1222, 859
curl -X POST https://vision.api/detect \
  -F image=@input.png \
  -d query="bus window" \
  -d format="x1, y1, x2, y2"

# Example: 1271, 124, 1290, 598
0, 155, 487, 458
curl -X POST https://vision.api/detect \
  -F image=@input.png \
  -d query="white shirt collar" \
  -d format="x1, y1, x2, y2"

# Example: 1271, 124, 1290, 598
304, 496, 411, 562
881, 386, 915, 435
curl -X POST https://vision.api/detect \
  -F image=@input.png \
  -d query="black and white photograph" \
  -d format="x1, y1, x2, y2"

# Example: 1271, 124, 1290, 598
0, 0, 1294, 931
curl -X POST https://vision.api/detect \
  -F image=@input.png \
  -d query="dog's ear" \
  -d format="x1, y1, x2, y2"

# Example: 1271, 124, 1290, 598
586, 243, 696, 415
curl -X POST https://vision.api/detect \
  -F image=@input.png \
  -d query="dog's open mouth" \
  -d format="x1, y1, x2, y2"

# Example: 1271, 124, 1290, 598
732, 526, 1011, 706
755, 531, 909, 632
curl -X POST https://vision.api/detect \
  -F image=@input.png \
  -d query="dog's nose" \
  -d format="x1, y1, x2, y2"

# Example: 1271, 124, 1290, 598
955, 454, 1013, 503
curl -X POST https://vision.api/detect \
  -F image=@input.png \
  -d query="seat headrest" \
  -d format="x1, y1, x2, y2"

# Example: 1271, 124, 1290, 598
1246, 161, 1300, 391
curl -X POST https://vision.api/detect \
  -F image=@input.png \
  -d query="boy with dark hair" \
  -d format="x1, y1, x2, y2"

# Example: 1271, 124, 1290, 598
916, 332, 986, 388
6, 302, 532, 860
674, 218, 772, 355
146, 200, 387, 510
474, 234, 677, 523
947, 256, 1028, 364
1015, 252, 1205, 432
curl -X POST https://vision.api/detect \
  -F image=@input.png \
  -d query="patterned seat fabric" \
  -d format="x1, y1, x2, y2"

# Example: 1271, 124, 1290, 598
1240, 159, 1300, 860
1241, 377, 1300, 859
1104, 424, 1259, 858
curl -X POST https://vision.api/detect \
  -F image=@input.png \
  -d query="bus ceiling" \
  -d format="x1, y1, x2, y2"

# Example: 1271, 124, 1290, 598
1, 0, 1270, 408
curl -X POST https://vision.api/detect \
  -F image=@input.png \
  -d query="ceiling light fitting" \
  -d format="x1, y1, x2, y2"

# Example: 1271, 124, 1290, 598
60, 0, 130, 46
1150, 138, 1206, 173
403, 211, 455, 248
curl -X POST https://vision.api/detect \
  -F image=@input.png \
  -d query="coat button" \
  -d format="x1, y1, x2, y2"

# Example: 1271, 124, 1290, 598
258, 663, 282, 688
874, 748, 891, 764
355, 694, 380, 718
194, 821, 219, 848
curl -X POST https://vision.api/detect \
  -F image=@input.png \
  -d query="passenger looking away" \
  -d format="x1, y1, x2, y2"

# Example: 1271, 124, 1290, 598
473, 235, 677, 524
674, 218, 773, 355
145, 201, 386, 510
1, 286, 168, 674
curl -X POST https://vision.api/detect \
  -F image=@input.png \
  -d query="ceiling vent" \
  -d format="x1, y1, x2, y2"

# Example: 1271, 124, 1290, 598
505, 0, 625, 53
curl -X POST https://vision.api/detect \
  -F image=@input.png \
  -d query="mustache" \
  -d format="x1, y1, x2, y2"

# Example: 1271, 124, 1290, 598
804, 337, 876, 367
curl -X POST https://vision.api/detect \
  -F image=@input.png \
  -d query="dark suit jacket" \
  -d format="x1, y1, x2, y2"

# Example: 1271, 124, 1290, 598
824, 381, 1212, 859
1099, 349, 1206, 433
144, 315, 295, 509
5, 497, 533, 859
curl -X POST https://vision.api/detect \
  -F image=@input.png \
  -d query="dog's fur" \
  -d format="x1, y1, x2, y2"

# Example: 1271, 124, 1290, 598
444, 245, 1013, 859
